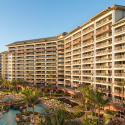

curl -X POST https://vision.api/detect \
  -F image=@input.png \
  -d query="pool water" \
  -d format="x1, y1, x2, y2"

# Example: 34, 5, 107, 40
0, 104, 45, 125
4, 98, 13, 102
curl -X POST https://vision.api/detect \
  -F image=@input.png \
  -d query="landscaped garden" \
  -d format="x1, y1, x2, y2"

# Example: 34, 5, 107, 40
0, 75, 125, 125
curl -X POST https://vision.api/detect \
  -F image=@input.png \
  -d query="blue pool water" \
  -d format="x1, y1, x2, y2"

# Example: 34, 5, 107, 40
0, 104, 45, 125
4, 98, 13, 102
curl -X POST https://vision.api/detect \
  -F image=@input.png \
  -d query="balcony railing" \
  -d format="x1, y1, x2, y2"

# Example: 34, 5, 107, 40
115, 55, 125, 59
96, 16, 112, 27
115, 73, 125, 77
83, 26, 94, 34
115, 64, 125, 68
82, 79, 93, 82
96, 65, 112, 68
96, 41, 112, 48
115, 46, 125, 51
96, 73, 112, 76
115, 26, 125, 34
83, 66, 93, 69
96, 57, 112, 62
82, 72, 93, 75
115, 35, 125, 43
96, 49, 112, 54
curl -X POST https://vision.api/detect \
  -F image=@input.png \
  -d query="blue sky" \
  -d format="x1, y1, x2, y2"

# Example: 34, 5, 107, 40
0, 0, 125, 52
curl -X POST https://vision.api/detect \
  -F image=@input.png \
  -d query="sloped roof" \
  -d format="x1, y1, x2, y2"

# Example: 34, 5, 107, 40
6, 36, 57, 46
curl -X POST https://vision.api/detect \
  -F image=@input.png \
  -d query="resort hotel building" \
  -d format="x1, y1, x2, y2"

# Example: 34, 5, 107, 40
1, 4, 125, 102
4, 33, 66, 86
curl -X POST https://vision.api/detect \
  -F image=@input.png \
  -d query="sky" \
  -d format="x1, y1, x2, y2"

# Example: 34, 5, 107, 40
0, 0, 125, 52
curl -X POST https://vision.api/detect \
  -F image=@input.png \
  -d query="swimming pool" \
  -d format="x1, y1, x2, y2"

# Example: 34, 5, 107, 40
0, 104, 46, 125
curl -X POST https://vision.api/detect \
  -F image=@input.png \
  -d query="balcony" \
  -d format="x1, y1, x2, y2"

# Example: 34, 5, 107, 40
82, 32, 94, 41
83, 52, 93, 58
83, 26, 94, 34
96, 73, 112, 76
46, 56, 56, 59
46, 68, 56, 70
65, 68, 71, 70
73, 38, 81, 45
36, 49, 45, 52
46, 52, 56, 54
73, 44, 81, 49
26, 53, 34, 56
26, 45, 34, 48
96, 57, 112, 62
96, 80, 106, 84
58, 46, 64, 50
115, 73, 125, 77
96, 16, 112, 27
82, 72, 93, 75
96, 65, 112, 69
115, 64, 125, 68
115, 26, 125, 34
58, 59, 64, 62
96, 41, 112, 48
26, 57, 34, 60
9, 47, 16, 50
46, 47, 56, 51
96, 49, 112, 55
115, 45, 125, 52
82, 79, 93, 82
115, 55, 125, 60
73, 50, 81, 55
72, 56, 80, 60
83, 40, 93, 46
35, 80, 45, 83
26, 49, 34, 52
115, 35, 125, 43
83, 46, 94, 52
73, 77, 80, 81
96, 32, 112, 41
46, 64, 56, 66
65, 62, 71, 65
96, 25, 111, 34
17, 51, 24, 53
58, 41, 64, 44
83, 59, 93, 63
36, 68, 45, 70
73, 32, 81, 40
73, 61, 81, 65
58, 72, 64, 75
83, 66, 93, 69
73, 72, 81, 75
46, 43, 56, 46
73, 66, 81, 70
58, 50, 64, 53
65, 48, 71, 52
36, 45, 42, 48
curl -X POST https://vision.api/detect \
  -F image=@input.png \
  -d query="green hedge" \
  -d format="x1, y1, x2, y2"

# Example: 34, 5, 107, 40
66, 112, 85, 119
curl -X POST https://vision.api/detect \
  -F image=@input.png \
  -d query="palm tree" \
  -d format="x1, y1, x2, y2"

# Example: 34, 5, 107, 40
0, 78, 4, 88
27, 88, 41, 125
47, 73, 54, 98
11, 79, 17, 98
78, 83, 94, 120
7, 80, 11, 92
117, 80, 125, 109
47, 83, 52, 98
21, 87, 32, 111
4, 80, 8, 90
109, 83, 114, 110
38, 108, 82, 125
92, 91, 109, 125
